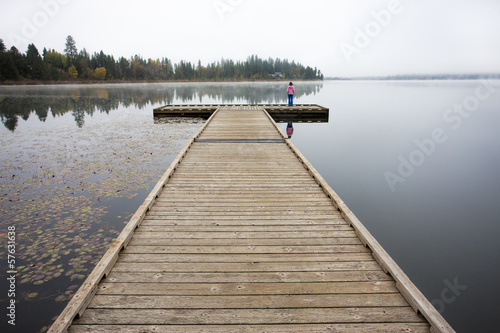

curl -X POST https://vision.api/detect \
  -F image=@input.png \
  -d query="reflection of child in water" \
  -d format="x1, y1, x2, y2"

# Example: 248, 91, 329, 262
286, 121, 294, 139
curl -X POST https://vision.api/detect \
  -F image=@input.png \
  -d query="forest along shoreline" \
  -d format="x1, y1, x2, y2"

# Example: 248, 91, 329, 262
0, 36, 324, 84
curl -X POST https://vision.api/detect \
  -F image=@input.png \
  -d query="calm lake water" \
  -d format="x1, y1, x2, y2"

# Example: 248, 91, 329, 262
1, 81, 499, 332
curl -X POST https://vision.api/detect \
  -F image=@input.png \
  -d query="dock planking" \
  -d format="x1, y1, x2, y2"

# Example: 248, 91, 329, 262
49, 105, 454, 332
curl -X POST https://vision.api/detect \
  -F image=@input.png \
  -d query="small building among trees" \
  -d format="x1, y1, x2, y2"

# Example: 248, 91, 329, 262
269, 72, 283, 80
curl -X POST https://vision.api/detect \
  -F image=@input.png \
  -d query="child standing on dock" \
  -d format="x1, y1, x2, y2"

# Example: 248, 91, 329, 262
287, 82, 295, 106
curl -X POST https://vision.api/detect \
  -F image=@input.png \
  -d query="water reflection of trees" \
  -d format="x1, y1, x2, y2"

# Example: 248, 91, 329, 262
0, 82, 323, 131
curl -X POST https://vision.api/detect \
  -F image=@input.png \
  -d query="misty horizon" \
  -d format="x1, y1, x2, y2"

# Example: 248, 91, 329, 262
1, 0, 498, 78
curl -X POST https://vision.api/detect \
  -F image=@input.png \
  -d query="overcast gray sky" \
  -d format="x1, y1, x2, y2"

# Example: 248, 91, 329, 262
1, 0, 499, 77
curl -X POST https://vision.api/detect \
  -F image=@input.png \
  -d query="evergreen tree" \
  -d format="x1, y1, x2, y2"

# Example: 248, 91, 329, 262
26, 43, 40, 64
75, 49, 91, 79
25, 44, 47, 80
118, 57, 131, 80
9, 46, 27, 77
64, 35, 78, 63
0, 41, 19, 81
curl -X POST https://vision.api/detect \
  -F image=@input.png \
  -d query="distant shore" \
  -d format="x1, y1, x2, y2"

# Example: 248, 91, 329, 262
0, 79, 323, 86
325, 74, 500, 81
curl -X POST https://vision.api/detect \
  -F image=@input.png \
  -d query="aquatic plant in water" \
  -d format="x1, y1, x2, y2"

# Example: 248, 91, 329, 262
0, 109, 203, 332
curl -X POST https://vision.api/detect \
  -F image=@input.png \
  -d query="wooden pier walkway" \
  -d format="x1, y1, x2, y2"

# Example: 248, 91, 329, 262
50, 105, 454, 332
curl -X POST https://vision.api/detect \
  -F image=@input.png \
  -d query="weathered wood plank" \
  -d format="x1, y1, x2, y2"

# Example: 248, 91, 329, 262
157, 196, 328, 201
88, 293, 405, 309
96, 281, 399, 296
131, 230, 358, 238
73, 307, 425, 325
126, 237, 362, 246
148, 206, 338, 213
70, 323, 431, 333
111, 261, 382, 273
157, 192, 329, 198
161, 189, 327, 196
121, 244, 370, 254
116, 252, 373, 263
138, 215, 344, 221
147, 208, 339, 215
140, 218, 348, 226
139, 214, 344, 220
167, 178, 315, 183
135, 225, 351, 232
162, 185, 324, 191
154, 198, 335, 203
133, 225, 352, 232
169, 174, 316, 179
103, 270, 392, 284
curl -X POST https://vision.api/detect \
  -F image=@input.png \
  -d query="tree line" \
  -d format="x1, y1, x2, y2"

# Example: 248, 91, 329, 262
0, 36, 324, 83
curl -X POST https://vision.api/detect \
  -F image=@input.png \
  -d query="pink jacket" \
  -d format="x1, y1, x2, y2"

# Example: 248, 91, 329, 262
287, 85, 295, 94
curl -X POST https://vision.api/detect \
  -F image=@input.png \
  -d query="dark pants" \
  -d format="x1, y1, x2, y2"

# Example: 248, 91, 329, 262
288, 94, 294, 106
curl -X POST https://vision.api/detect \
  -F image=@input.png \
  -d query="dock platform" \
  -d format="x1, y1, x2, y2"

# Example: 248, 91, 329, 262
49, 105, 454, 332
153, 104, 329, 122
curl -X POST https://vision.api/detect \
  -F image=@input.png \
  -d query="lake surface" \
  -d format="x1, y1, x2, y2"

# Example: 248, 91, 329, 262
1, 81, 499, 332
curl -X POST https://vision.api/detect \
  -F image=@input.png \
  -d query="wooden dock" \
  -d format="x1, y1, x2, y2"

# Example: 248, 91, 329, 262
153, 104, 329, 122
49, 105, 454, 332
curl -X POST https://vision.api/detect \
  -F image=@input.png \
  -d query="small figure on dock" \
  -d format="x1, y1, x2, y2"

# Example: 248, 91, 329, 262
286, 121, 294, 138
287, 82, 295, 106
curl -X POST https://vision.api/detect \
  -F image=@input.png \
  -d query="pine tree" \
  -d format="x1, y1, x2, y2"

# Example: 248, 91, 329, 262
64, 35, 78, 62
9, 46, 26, 77
25, 44, 45, 80
0, 45, 20, 81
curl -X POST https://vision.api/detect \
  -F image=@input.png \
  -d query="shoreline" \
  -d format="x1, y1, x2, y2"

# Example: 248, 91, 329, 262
0, 79, 321, 87
2, 77, 498, 87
